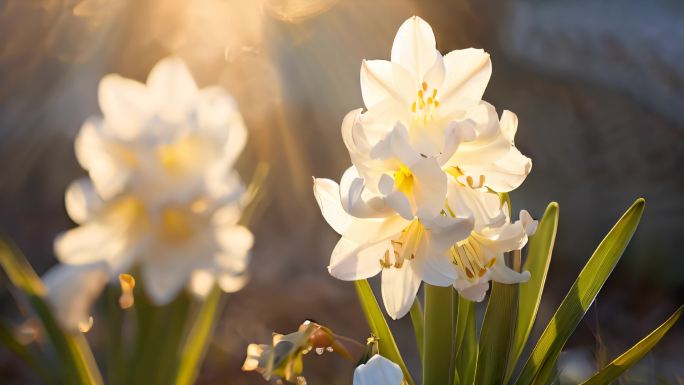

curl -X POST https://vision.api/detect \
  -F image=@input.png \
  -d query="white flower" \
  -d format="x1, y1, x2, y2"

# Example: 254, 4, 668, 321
354, 15, 531, 199
75, 56, 247, 207
42, 262, 109, 333
55, 178, 253, 305
314, 176, 472, 319
446, 184, 538, 301
353, 355, 404, 385
358, 16, 494, 158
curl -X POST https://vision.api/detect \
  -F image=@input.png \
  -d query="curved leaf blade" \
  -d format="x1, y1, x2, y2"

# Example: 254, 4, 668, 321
173, 286, 225, 385
354, 279, 414, 385
477, 281, 518, 385
580, 305, 683, 385
506, 202, 559, 381
0, 239, 103, 385
409, 297, 424, 362
454, 298, 477, 385
514, 198, 645, 385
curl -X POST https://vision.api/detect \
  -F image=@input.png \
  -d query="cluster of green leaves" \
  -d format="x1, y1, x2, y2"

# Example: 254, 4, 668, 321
0, 238, 225, 385
355, 198, 683, 385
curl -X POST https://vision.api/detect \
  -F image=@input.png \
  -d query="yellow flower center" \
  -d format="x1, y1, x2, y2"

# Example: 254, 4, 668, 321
410, 81, 440, 126
380, 219, 424, 269
450, 237, 496, 282
393, 164, 415, 195
160, 208, 196, 243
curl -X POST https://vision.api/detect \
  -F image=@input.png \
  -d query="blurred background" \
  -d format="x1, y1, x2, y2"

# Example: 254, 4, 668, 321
0, 0, 683, 383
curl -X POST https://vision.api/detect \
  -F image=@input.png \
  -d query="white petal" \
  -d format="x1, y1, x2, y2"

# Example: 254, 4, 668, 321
328, 238, 389, 281
454, 279, 489, 302
489, 261, 531, 285
315, 178, 410, 242
447, 102, 510, 167
54, 222, 130, 266
391, 16, 437, 82
520, 210, 538, 236
422, 251, 457, 286
378, 175, 414, 220
313, 178, 355, 235
65, 178, 103, 224
98, 74, 153, 140
447, 184, 506, 229
478, 147, 532, 193
422, 214, 474, 254
217, 272, 249, 293
141, 256, 194, 305
189, 269, 216, 298
410, 157, 447, 218
340, 166, 390, 218
370, 123, 419, 166
423, 51, 446, 87
439, 48, 492, 111
353, 355, 404, 385
75, 119, 132, 200
361, 60, 409, 108
381, 263, 421, 319
500, 110, 518, 142
43, 263, 109, 333
146, 56, 198, 121
215, 224, 254, 257
197, 86, 247, 170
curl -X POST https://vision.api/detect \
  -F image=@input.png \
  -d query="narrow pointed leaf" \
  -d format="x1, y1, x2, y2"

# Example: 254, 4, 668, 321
409, 297, 424, 362
354, 279, 414, 385
454, 297, 477, 385
0, 239, 103, 385
173, 286, 225, 385
423, 284, 454, 385
514, 198, 645, 385
476, 282, 518, 385
506, 202, 559, 381
580, 305, 683, 385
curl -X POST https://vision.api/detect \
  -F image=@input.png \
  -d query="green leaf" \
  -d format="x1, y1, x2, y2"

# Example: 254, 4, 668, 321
514, 198, 645, 385
354, 280, 414, 385
423, 284, 454, 385
0, 239, 103, 385
173, 286, 225, 385
476, 282, 518, 385
580, 305, 683, 385
506, 202, 559, 382
454, 297, 477, 385
409, 297, 424, 363
128, 287, 190, 385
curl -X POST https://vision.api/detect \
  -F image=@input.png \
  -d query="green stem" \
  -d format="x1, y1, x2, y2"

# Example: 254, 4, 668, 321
409, 297, 424, 363
173, 286, 225, 385
423, 284, 454, 385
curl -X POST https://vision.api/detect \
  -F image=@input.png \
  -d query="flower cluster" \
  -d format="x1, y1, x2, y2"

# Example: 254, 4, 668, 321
314, 16, 536, 319
43, 56, 253, 331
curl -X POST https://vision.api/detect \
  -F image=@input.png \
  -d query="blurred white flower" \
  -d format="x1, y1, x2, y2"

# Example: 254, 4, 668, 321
313, 176, 472, 319
76, 56, 247, 207
446, 185, 537, 301
48, 55, 253, 316
55, 177, 252, 305
353, 355, 404, 385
